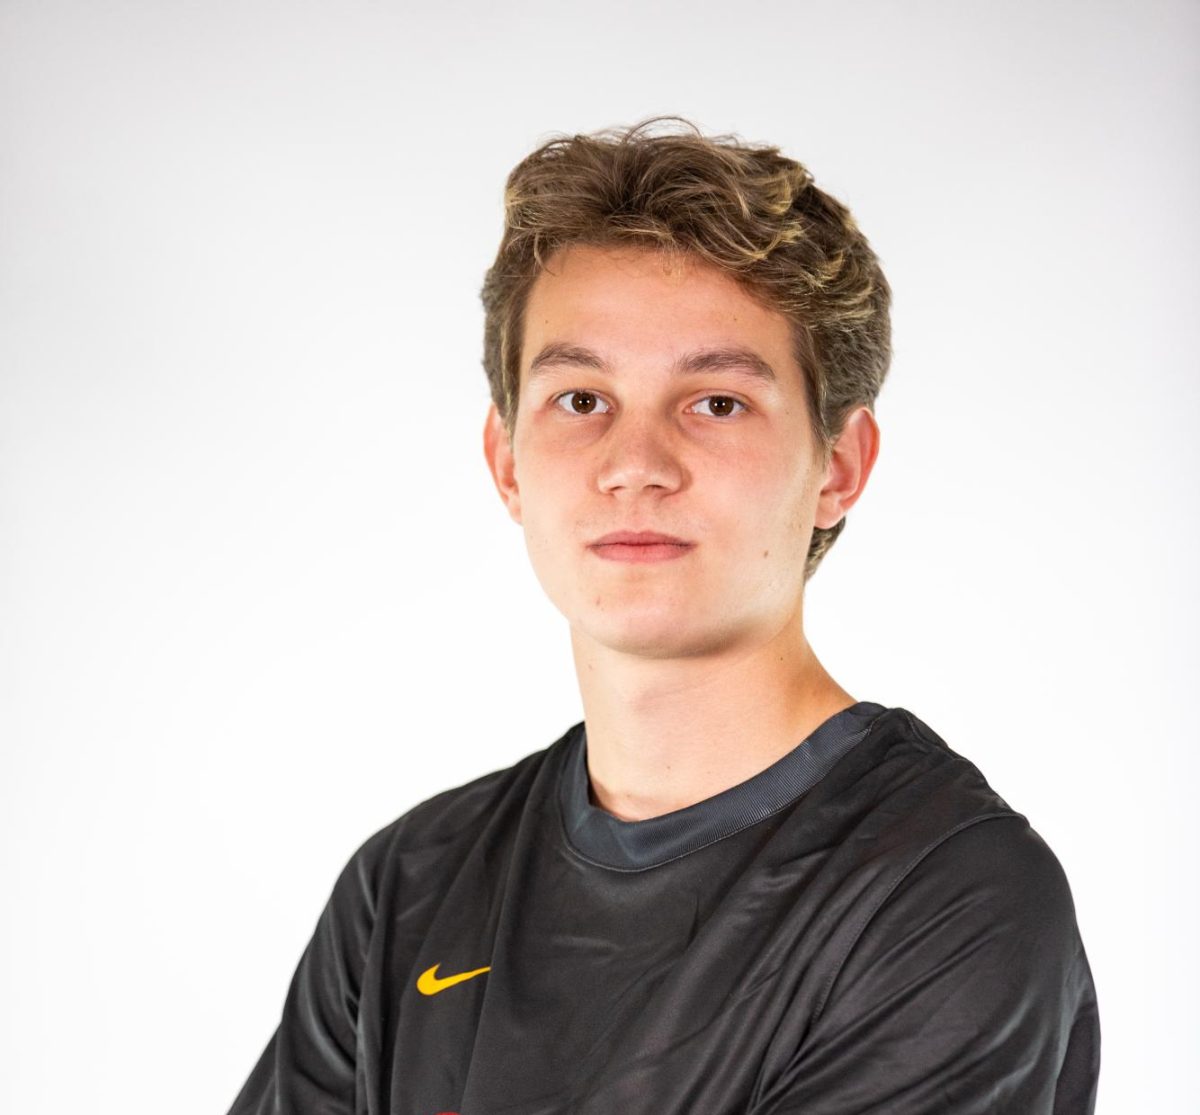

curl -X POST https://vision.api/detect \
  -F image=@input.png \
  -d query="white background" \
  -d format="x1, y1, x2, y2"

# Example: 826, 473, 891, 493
2, 2, 1196, 1112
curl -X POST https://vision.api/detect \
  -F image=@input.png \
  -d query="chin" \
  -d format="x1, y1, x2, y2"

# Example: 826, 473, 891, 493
576, 612, 734, 660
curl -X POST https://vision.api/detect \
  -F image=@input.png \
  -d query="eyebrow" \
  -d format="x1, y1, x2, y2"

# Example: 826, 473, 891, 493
527, 342, 778, 384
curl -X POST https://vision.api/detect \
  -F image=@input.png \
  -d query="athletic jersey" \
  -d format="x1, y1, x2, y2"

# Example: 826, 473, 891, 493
226, 701, 1101, 1115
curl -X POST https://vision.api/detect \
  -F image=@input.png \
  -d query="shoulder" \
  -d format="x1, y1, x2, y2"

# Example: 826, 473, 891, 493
818, 704, 1090, 978
855, 705, 1020, 811
812, 705, 1025, 865
818, 714, 1091, 1019
872, 707, 1077, 910
770, 712, 1099, 1112
882, 812, 1082, 945
861, 705, 1082, 931
328, 724, 578, 907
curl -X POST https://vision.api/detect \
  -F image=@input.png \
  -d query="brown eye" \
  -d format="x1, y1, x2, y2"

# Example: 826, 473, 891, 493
695, 395, 747, 419
552, 391, 611, 415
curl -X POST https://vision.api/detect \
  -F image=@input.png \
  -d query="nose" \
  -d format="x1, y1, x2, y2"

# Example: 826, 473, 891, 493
594, 415, 685, 495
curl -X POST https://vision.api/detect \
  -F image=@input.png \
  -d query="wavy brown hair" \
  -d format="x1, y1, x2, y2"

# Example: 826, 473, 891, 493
479, 115, 892, 582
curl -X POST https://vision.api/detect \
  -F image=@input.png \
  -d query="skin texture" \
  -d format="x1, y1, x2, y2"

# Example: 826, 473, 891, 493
483, 244, 880, 821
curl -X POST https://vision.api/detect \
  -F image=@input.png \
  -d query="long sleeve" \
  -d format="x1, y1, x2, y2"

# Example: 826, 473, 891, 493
751, 816, 1101, 1114
226, 831, 382, 1115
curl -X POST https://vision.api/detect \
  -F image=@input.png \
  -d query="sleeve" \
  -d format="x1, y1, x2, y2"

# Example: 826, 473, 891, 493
751, 816, 1101, 1115
225, 828, 386, 1115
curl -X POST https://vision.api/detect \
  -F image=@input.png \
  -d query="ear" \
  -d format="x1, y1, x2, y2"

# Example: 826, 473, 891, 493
483, 402, 522, 525
813, 406, 881, 530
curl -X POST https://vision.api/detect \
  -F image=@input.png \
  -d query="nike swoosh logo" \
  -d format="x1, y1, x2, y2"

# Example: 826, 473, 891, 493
416, 962, 491, 996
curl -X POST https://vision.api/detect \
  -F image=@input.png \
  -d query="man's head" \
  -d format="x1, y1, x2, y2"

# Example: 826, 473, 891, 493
480, 115, 892, 584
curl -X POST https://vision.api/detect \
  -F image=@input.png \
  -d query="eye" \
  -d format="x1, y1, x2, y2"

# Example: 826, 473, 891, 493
691, 395, 747, 419
551, 390, 612, 416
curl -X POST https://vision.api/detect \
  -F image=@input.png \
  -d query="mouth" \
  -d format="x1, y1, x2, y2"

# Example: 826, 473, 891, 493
588, 531, 696, 564
589, 531, 692, 547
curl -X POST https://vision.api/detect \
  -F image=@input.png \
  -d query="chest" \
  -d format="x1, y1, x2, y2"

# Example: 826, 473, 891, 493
353, 828, 859, 1115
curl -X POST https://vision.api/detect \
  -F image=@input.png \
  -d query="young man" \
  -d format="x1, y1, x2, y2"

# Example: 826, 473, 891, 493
228, 117, 1100, 1114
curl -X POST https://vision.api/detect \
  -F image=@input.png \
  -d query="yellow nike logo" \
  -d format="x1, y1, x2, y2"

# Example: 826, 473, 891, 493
416, 962, 491, 996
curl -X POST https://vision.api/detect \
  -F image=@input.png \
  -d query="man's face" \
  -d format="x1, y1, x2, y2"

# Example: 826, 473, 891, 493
485, 242, 841, 661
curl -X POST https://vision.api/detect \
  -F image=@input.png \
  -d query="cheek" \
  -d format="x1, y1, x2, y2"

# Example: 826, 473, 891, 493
740, 465, 817, 553
516, 458, 566, 522
726, 454, 804, 514
514, 465, 575, 564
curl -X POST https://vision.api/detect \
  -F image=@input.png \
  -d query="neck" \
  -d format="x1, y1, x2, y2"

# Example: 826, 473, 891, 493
570, 609, 856, 822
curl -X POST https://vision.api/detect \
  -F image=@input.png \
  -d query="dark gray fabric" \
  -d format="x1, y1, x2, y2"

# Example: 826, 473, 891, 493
559, 701, 887, 870
226, 703, 1101, 1115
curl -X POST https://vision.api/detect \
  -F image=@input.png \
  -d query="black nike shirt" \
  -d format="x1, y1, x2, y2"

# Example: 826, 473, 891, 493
226, 702, 1101, 1114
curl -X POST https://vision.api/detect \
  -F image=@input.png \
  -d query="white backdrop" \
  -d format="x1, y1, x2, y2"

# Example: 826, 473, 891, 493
2, 2, 1196, 1112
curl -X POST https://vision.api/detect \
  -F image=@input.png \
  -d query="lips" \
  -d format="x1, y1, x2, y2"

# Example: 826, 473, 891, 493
590, 531, 692, 547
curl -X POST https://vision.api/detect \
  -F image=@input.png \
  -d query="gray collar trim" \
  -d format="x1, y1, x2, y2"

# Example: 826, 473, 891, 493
556, 701, 888, 872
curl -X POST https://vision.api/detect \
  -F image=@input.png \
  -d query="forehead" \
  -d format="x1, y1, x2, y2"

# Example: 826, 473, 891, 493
520, 243, 797, 368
